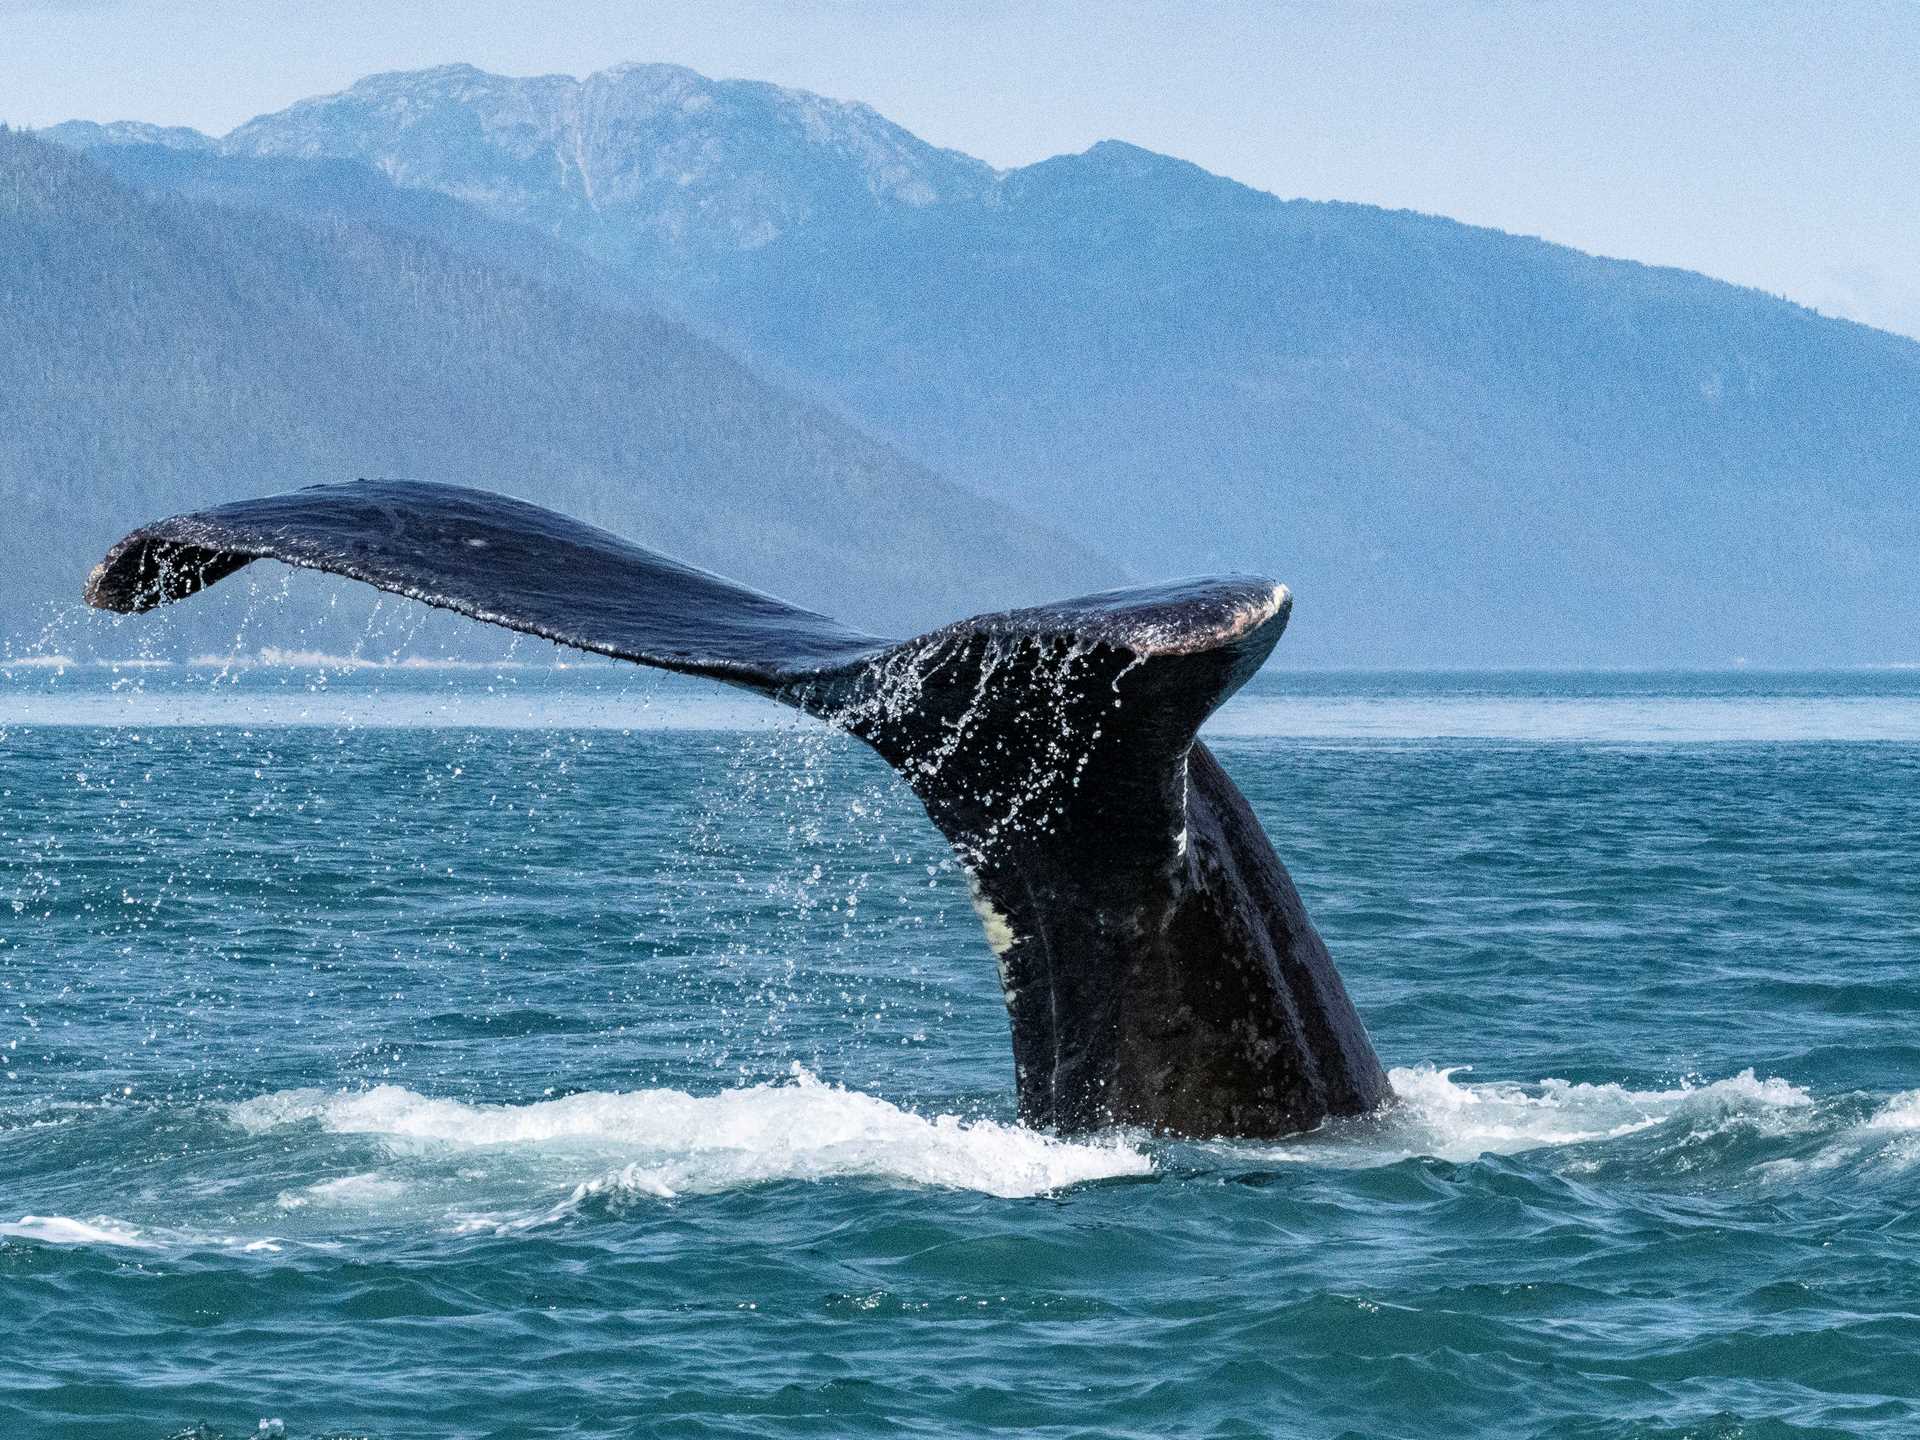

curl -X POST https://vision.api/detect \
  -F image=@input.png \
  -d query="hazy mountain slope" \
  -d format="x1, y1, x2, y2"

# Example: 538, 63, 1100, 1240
0, 130, 1112, 656
64, 140, 643, 314
52, 65, 1920, 662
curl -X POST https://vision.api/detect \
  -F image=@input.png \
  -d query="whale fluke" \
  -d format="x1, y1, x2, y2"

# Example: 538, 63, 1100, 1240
85, 480, 888, 687
87, 480, 1390, 1138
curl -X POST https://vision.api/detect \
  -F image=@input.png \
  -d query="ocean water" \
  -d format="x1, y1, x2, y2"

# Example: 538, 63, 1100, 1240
3, 657, 1918, 1439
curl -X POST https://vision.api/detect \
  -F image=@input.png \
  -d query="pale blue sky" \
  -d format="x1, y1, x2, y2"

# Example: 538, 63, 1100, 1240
5, 0, 1917, 337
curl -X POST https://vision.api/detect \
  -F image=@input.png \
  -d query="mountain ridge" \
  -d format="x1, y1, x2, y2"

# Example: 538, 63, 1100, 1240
46, 68, 1895, 332
219, 63, 998, 269
37, 65, 1920, 664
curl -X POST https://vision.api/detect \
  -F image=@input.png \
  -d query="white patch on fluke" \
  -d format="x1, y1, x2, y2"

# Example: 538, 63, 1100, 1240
966, 878, 1018, 958
965, 874, 1022, 1006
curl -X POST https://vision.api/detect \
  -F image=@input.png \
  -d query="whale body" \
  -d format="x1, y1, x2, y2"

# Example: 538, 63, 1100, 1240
86, 480, 1390, 1137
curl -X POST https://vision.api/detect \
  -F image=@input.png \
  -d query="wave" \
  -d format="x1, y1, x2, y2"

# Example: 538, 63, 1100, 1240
0, 1214, 288, 1253
0, 1215, 157, 1248
230, 1066, 1153, 1207
186, 648, 543, 671
10, 1069, 1913, 1255
0, 654, 77, 671
1841, 1087, 1920, 1175
1242, 1065, 1821, 1168
1865, 1088, 1920, 1131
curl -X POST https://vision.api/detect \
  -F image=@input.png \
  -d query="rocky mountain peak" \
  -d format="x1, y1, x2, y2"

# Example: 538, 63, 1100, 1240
218, 62, 996, 255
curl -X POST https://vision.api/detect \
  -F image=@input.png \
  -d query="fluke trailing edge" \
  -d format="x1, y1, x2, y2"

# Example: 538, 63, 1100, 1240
86, 480, 1391, 1138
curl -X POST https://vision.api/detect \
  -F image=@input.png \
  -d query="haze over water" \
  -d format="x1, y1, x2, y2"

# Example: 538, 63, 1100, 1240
4, 658, 1918, 1437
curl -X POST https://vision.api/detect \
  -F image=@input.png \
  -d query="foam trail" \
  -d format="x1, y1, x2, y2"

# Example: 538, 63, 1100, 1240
1241, 1065, 1818, 1167
0, 682, 784, 731
232, 1066, 1153, 1204
0, 1215, 159, 1248
1865, 1089, 1920, 1131
1854, 1089, 1920, 1173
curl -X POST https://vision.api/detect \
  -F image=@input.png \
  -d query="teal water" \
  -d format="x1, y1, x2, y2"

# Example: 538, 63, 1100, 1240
3, 661, 1918, 1438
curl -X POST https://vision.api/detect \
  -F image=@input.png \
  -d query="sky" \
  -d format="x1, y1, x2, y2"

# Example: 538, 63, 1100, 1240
4, 0, 1918, 339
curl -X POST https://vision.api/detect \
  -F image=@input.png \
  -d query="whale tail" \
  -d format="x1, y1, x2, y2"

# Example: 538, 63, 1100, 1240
87, 479, 1388, 1136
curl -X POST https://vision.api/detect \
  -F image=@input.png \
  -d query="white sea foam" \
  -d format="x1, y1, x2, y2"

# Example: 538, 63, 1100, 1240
0, 654, 76, 672
1749, 1086, 1920, 1182
232, 1066, 1152, 1205
0, 1214, 158, 1248
0, 1213, 295, 1252
276, 1172, 413, 1209
191, 649, 536, 671
1245, 1065, 1817, 1168
1865, 1089, 1920, 1131
0, 686, 782, 731
1850, 1089, 1920, 1173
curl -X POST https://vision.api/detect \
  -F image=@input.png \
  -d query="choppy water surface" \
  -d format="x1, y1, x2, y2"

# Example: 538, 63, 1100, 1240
3, 660, 1918, 1438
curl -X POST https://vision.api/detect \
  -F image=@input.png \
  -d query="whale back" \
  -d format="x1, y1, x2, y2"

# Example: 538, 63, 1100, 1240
86, 479, 1389, 1137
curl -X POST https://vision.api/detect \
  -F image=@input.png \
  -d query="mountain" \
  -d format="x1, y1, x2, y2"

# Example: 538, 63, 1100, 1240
0, 129, 1112, 658
40, 119, 214, 153
67, 140, 645, 315
692, 141, 1920, 665
46, 66, 1920, 663
222, 63, 996, 276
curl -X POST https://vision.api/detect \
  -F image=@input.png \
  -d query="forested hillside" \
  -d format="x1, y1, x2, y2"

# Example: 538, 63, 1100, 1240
0, 130, 1112, 657
691, 141, 1920, 664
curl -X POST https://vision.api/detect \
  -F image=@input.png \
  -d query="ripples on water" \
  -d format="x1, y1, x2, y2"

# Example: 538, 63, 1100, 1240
2, 656, 1918, 1438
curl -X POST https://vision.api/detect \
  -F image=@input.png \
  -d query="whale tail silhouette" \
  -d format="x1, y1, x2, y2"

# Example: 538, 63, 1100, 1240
87, 479, 1389, 1137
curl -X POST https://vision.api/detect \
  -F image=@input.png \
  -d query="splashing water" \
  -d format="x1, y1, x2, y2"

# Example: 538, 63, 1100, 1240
1239, 1064, 1823, 1168
231, 1065, 1153, 1214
